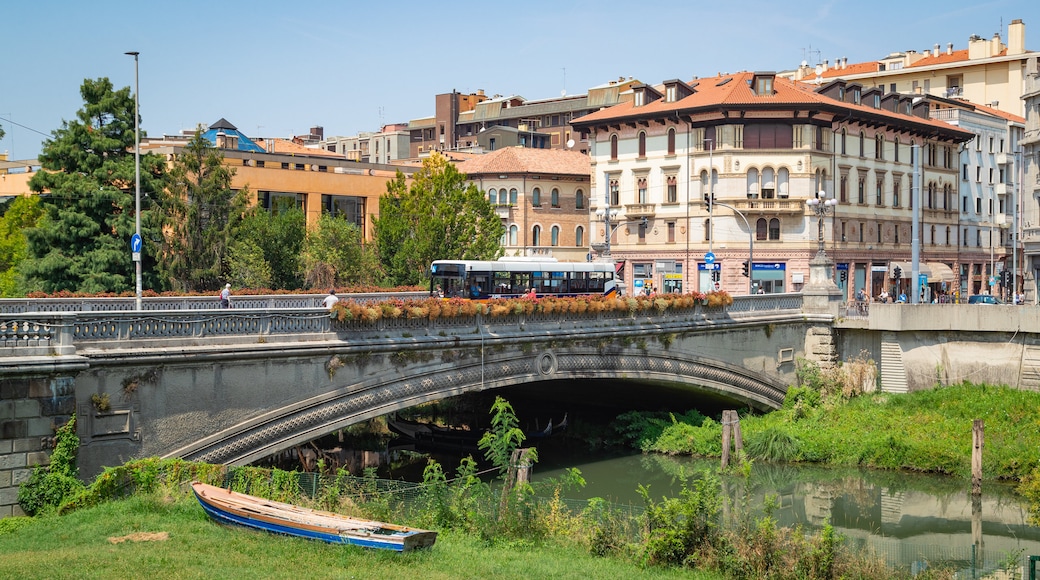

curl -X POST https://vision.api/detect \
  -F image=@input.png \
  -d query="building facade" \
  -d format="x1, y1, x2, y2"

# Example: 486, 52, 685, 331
782, 19, 1034, 119
572, 72, 973, 300
1021, 56, 1040, 302
456, 148, 591, 262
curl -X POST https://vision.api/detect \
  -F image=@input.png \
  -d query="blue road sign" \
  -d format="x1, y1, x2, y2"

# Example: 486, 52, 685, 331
131, 233, 143, 253
704, 252, 715, 264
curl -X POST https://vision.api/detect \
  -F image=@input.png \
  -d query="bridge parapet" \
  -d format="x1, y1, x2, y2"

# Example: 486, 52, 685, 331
0, 292, 429, 314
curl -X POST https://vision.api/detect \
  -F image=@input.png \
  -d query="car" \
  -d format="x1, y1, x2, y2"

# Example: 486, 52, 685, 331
968, 295, 1004, 305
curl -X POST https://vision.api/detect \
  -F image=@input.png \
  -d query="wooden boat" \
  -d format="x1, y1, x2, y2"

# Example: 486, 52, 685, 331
191, 481, 436, 552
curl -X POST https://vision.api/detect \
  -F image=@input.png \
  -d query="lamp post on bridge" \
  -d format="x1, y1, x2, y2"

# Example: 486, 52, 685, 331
806, 189, 838, 258
125, 51, 143, 311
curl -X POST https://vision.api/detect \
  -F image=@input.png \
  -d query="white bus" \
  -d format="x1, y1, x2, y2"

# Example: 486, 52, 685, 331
429, 259, 620, 299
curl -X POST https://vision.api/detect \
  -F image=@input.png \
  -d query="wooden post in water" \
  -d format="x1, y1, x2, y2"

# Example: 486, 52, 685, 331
732, 411, 743, 455
972, 419, 984, 496
721, 410, 732, 469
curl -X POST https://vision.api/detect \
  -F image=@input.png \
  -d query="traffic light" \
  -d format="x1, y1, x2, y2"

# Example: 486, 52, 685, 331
840, 270, 847, 283
640, 217, 649, 229
892, 265, 902, 280
741, 260, 750, 278
712, 270, 720, 282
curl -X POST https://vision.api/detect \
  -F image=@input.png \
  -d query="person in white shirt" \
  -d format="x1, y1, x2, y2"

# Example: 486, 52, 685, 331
220, 283, 231, 308
323, 289, 340, 309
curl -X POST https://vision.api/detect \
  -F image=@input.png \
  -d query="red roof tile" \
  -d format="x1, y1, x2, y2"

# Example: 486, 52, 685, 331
455, 147, 590, 177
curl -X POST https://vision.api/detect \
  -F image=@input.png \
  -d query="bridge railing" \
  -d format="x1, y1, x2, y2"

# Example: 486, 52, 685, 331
0, 293, 806, 357
0, 292, 429, 314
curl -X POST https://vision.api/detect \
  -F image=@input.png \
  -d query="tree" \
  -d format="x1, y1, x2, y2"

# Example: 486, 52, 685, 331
158, 131, 249, 292
23, 78, 166, 294
229, 200, 305, 290
0, 196, 43, 296
301, 214, 383, 289
374, 152, 503, 286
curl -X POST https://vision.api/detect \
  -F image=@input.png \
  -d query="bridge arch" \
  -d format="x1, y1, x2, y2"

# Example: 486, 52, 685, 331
171, 345, 787, 467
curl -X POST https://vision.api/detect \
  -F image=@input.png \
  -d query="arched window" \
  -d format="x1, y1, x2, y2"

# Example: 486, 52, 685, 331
509, 188, 518, 204
768, 218, 780, 240
551, 188, 560, 208
778, 168, 790, 198
762, 167, 775, 199
638, 131, 646, 158
666, 176, 677, 203
609, 180, 619, 206
840, 129, 847, 155
637, 177, 648, 203
610, 135, 618, 160
859, 131, 865, 157
575, 189, 585, 209
509, 224, 518, 245
551, 225, 560, 246
532, 225, 541, 246
488, 188, 497, 204
704, 218, 712, 241
667, 128, 676, 155
875, 135, 884, 160
532, 187, 541, 207
575, 226, 584, 247
756, 218, 768, 241
746, 168, 760, 199
700, 170, 709, 199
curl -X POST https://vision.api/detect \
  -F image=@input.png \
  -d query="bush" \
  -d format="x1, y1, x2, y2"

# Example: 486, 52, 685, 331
17, 467, 85, 516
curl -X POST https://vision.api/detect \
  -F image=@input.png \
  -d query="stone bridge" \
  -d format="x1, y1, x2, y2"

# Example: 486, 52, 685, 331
4, 290, 1040, 517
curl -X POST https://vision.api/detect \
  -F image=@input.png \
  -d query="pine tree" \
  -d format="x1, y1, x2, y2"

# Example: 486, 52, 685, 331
24, 77, 165, 294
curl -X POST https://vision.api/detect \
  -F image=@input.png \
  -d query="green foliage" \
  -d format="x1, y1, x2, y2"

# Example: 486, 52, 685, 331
418, 456, 489, 531
0, 516, 32, 536
374, 153, 504, 286
23, 77, 167, 294
224, 237, 272, 289
613, 409, 707, 451
638, 469, 724, 567
18, 417, 84, 515
744, 427, 802, 463
231, 200, 305, 290
157, 131, 249, 292
301, 214, 383, 289
477, 396, 530, 477
0, 196, 43, 296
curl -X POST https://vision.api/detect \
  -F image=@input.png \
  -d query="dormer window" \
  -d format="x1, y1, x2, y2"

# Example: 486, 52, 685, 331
873, 94, 880, 108
751, 72, 775, 96
853, 89, 861, 105
666, 85, 676, 102
838, 86, 846, 101
634, 91, 644, 107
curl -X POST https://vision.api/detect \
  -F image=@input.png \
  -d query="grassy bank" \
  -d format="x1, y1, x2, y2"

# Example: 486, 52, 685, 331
0, 489, 709, 580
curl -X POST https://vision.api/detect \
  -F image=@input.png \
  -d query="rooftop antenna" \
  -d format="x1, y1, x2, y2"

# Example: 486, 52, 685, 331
802, 45, 822, 66
562, 67, 567, 97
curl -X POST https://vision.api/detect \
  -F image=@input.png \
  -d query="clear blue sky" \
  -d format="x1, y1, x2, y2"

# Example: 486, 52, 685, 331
1, 0, 1037, 161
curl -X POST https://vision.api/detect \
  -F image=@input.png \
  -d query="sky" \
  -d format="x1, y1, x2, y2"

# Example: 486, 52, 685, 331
2, 0, 1038, 161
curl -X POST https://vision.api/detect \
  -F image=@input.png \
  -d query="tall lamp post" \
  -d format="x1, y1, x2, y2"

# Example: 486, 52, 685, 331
806, 189, 837, 257
125, 51, 142, 311
594, 207, 620, 258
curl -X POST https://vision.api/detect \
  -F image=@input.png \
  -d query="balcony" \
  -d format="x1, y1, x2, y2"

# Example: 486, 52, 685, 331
728, 198, 804, 215
996, 152, 1012, 165
995, 183, 1009, 196
624, 203, 656, 218
493, 204, 514, 219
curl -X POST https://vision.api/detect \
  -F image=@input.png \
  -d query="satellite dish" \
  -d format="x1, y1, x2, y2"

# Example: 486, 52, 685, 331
560, 89, 567, 97
814, 64, 824, 76
801, 60, 808, 67
566, 139, 575, 149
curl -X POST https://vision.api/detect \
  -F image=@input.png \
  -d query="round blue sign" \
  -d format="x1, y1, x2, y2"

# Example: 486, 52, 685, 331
704, 252, 715, 264
130, 233, 143, 253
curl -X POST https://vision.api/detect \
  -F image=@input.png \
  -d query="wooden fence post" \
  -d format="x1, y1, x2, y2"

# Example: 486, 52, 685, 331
972, 419, 984, 496
721, 410, 732, 469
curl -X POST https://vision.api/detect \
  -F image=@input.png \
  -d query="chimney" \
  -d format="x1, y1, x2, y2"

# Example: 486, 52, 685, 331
947, 42, 953, 55
933, 43, 940, 57
823, 59, 829, 71
1008, 19, 1026, 55
842, 57, 848, 69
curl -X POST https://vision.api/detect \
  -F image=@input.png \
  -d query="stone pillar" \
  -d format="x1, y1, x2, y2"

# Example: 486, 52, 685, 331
802, 251, 843, 368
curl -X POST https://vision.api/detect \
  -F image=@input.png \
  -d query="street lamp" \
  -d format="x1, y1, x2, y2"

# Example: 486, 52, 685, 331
594, 207, 621, 258
806, 189, 837, 257
125, 51, 142, 310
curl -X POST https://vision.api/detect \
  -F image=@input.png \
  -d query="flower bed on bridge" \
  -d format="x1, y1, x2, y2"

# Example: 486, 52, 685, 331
329, 291, 732, 323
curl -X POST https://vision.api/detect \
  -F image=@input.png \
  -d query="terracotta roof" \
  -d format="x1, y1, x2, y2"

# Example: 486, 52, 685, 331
253, 138, 343, 158
455, 147, 590, 177
572, 72, 973, 138
908, 48, 976, 67
803, 61, 881, 81
964, 101, 1025, 124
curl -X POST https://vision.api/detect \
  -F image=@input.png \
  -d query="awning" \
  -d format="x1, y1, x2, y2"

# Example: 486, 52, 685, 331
888, 262, 929, 279
926, 262, 955, 283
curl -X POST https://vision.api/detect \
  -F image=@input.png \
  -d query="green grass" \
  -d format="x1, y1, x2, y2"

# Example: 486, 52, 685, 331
0, 490, 714, 580
647, 383, 1040, 481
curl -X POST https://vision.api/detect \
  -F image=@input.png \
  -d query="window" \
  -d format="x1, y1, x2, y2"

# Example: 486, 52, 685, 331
551, 226, 559, 246
743, 124, 793, 149
488, 188, 498, 204
666, 85, 677, 102
768, 218, 780, 240
857, 178, 865, 204
637, 178, 648, 203
575, 226, 584, 247
575, 189, 585, 209
840, 129, 847, 155
893, 179, 901, 207
638, 132, 647, 158
756, 218, 767, 241
704, 219, 712, 241
610, 135, 618, 160
489, 138, 496, 151
876, 179, 884, 206
859, 132, 865, 157
963, 163, 968, 180
666, 176, 677, 203
532, 225, 541, 246
667, 221, 675, 242
667, 128, 676, 155
894, 139, 900, 163
840, 174, 848, 202
609, 180, 619, 206
638, 220, 647, 242
509, 188, 518, 204
532, 187, 541, 207
509, 225, 518, 245
876, 135, 884, 160
551, 188, 560, 208
976, 167, 981, 182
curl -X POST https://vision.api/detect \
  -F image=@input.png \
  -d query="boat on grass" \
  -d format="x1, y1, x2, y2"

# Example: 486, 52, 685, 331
191, 481, 437, 552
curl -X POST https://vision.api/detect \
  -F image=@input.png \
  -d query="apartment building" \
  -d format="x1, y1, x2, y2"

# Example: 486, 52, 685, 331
781, 19, 1033, 118
456, 147, 592, 262
1021, 56, 1040, 302
571, 72, 974, 299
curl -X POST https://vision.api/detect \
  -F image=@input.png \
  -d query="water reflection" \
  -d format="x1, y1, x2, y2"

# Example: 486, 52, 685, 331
531, 448, 1040, 572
